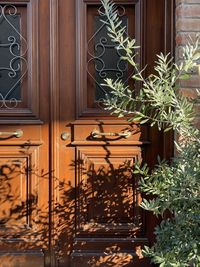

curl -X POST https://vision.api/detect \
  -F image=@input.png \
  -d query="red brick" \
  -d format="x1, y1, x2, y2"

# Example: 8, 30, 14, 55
176, 5, 200, 17
176, 18, 200, 32
176, 0, 200, 127
193, 117, 200, 129
180, 74, 200, 88
176, 33, 199, 45
180, 88, 199, 98
194, 104, 200, 114
176, 46, 200, 63
177, 0, 200, 4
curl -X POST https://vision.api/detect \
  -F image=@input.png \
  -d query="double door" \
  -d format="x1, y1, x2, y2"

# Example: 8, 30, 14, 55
0, 0, 173, 266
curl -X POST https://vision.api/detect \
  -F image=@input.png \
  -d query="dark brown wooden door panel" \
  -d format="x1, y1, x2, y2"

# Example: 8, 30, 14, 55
55, 0, 174, 266
0, 146, 39, 229
0, 144, 49, 266
75, 146, 142, 234
70, 145, 151, 266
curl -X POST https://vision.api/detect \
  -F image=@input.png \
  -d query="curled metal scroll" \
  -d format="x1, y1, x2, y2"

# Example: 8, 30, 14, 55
87, 5, 129, 100
0, 5, 28, 109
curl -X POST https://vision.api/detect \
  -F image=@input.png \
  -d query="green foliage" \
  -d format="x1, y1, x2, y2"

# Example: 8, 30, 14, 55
139, 141, 200, 266
101, 0, 200, 140
100, 0, 200, 266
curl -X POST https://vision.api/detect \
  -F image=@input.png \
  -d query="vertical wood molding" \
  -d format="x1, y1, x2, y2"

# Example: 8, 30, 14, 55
163, 0, 175, 160
164, 0, 175, 55
29, 0, 39, 116
49, 0, 60, 264
76, 0, 86, 118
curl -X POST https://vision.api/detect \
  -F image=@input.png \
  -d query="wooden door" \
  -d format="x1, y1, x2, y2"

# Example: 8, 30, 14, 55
53, 0, 174, 266
0, 0, 50, 266
0, 0, 174, 266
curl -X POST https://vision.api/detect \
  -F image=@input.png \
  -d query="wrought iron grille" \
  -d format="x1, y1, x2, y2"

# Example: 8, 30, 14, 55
87, 6, 129, 101
0, 5, 28, 109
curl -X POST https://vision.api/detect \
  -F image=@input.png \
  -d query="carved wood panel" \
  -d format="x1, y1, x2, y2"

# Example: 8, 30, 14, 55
0, 145, 40, 240
76, 146, 144, 237
0, 156, 28, 226
0, 144, 48, 265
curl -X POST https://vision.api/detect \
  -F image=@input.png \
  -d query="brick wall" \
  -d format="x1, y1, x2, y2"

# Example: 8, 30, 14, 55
176, 0, 200, 121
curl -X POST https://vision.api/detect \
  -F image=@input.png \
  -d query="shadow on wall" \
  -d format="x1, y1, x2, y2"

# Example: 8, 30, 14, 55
0, 145, 150, 267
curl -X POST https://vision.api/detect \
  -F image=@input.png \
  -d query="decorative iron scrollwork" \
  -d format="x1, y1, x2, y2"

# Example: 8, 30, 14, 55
0, 5, 28, 109
87, 5, 129, 101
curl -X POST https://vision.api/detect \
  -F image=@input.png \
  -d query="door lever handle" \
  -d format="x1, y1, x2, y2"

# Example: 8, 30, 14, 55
0, 129, 23, 138
91, 129, 131, 139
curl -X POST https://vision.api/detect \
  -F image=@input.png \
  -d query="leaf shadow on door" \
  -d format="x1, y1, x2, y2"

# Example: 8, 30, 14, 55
0, 145, 150, 267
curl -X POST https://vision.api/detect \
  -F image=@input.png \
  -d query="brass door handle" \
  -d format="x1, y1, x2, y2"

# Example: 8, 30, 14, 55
0, 129, 23, 138
91, 129, 131, 139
